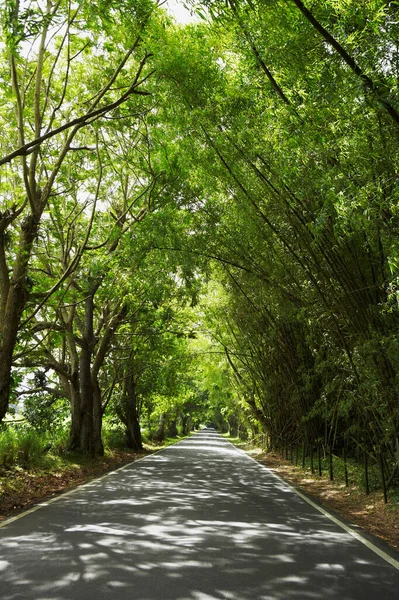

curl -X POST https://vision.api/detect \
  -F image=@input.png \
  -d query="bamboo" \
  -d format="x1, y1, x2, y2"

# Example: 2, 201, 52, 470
310, 444, 314, 474
379, 453, 388, 504
329, 446, 334, 481
317, 444, 322, 476
343, 446, 349, 487
364, 451, 369, 495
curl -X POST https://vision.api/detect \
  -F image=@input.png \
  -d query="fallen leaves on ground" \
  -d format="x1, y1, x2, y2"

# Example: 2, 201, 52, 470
0, 450, 147, 521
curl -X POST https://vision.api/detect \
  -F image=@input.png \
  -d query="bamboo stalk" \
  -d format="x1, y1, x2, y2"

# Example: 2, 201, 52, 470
379, 453, 388, 504
343, 445, 349, 487
318, 444, 322, 476
364, 451, 369, 495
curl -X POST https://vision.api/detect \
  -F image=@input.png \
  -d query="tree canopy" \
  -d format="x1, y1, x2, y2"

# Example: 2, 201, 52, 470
0, 0, 399, 490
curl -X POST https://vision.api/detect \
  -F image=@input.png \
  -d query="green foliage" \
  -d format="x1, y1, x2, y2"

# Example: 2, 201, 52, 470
102, 426, 128, 451
23, 395, 70, 433
0, 0, 399, 490
0, 428, 18, 468
0, 427, 44, 468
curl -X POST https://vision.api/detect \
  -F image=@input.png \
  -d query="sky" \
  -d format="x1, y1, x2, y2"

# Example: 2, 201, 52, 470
165, 0, 200, 24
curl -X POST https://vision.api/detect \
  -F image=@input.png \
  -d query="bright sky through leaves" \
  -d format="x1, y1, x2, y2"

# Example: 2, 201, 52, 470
165, 0, 198, 23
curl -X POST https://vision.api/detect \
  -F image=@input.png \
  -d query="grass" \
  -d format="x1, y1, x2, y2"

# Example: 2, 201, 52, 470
222, 433, 258, 452
0, 427, 51, 469
0, 424, 193, 470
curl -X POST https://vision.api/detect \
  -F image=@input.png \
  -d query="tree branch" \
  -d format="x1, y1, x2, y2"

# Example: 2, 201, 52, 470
0, 54, 155, 167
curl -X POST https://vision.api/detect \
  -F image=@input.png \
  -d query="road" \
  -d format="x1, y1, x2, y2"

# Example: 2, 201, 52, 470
0, 429, 398, 600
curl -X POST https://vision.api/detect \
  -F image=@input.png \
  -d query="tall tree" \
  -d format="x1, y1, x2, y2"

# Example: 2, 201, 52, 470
0, 0, 156, 421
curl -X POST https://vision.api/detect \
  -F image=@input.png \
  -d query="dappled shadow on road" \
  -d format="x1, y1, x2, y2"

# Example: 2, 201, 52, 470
1, 429, 398, 600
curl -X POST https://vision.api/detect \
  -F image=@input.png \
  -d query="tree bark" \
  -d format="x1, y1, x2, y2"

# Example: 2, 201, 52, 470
168, 418, 178, 438
93, 377, 104, 456
181, 415, 192, 435
125, 373, 142, 451
68, 375, 83, 451
78, 293, 96, 455
155, 413, 166, 442
0, 212, 41, 421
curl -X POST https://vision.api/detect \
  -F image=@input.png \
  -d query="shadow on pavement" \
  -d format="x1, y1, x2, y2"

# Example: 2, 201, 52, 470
0, 429, 398, 599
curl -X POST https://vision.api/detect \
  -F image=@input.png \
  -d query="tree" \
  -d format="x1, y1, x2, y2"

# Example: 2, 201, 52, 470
0, 0, 156, 422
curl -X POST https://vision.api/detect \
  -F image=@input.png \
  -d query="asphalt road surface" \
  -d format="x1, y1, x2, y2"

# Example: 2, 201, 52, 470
1, 429, 399, 600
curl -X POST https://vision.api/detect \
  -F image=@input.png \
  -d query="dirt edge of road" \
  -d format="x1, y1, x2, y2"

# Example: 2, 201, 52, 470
0, 449, 147, 522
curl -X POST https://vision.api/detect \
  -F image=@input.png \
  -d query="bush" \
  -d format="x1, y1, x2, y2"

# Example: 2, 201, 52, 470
23, 395, 70, 433
17, 430, 43, 466
102, 426, 127, 450
0, 428, 19, 468
0, 426, 67, 468
48, 427, 70, 455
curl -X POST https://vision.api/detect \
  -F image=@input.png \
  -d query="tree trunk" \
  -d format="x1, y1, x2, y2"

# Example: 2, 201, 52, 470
93, 377, 104, 456
125, 373, 142, 451
229, 415, 238, 437
0, 347, 13, 422
181, 415, 192, 435
168, 418, 178, 438
68, 374, 82, 451
78, 294, 95, 455
155, 413, 166, 442
0, 213, 41, 421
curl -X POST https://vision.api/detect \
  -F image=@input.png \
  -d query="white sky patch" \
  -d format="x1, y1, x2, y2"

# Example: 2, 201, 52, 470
165, 0, 201, 24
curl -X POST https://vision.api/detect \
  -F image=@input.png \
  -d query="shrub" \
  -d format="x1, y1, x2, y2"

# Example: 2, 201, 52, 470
0, 428, 18, 468
17, 430, 43, 466
102, 426, 127, 450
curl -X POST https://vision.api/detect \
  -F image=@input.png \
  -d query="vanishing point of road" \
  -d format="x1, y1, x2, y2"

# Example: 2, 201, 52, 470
1, 429, 399, 600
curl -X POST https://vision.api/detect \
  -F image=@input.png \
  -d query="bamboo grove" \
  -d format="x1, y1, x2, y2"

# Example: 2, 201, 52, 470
0, 0, 399, 490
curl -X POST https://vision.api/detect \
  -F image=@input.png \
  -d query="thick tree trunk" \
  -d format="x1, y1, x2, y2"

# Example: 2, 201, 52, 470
125, 374, 142, 451
67, 294, 124, 455
79, 346, 94, 454
181, 415, 192, 435
155, 413, 166, 442
93, 378, 104, 456
0, 213, 41, 421
78, 294, 95, 455
0, 348, 13, 422
168, 418, 178, 438
68, 375, 83, 451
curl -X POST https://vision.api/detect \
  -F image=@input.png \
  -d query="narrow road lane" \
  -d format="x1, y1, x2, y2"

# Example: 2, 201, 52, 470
0, 429, 398, 599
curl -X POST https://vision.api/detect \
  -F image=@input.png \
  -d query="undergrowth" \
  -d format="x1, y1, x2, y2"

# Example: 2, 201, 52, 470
0, 422, 190, 472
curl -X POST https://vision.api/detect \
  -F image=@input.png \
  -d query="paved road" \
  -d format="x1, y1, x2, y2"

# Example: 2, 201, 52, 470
0, 429, 399, 600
